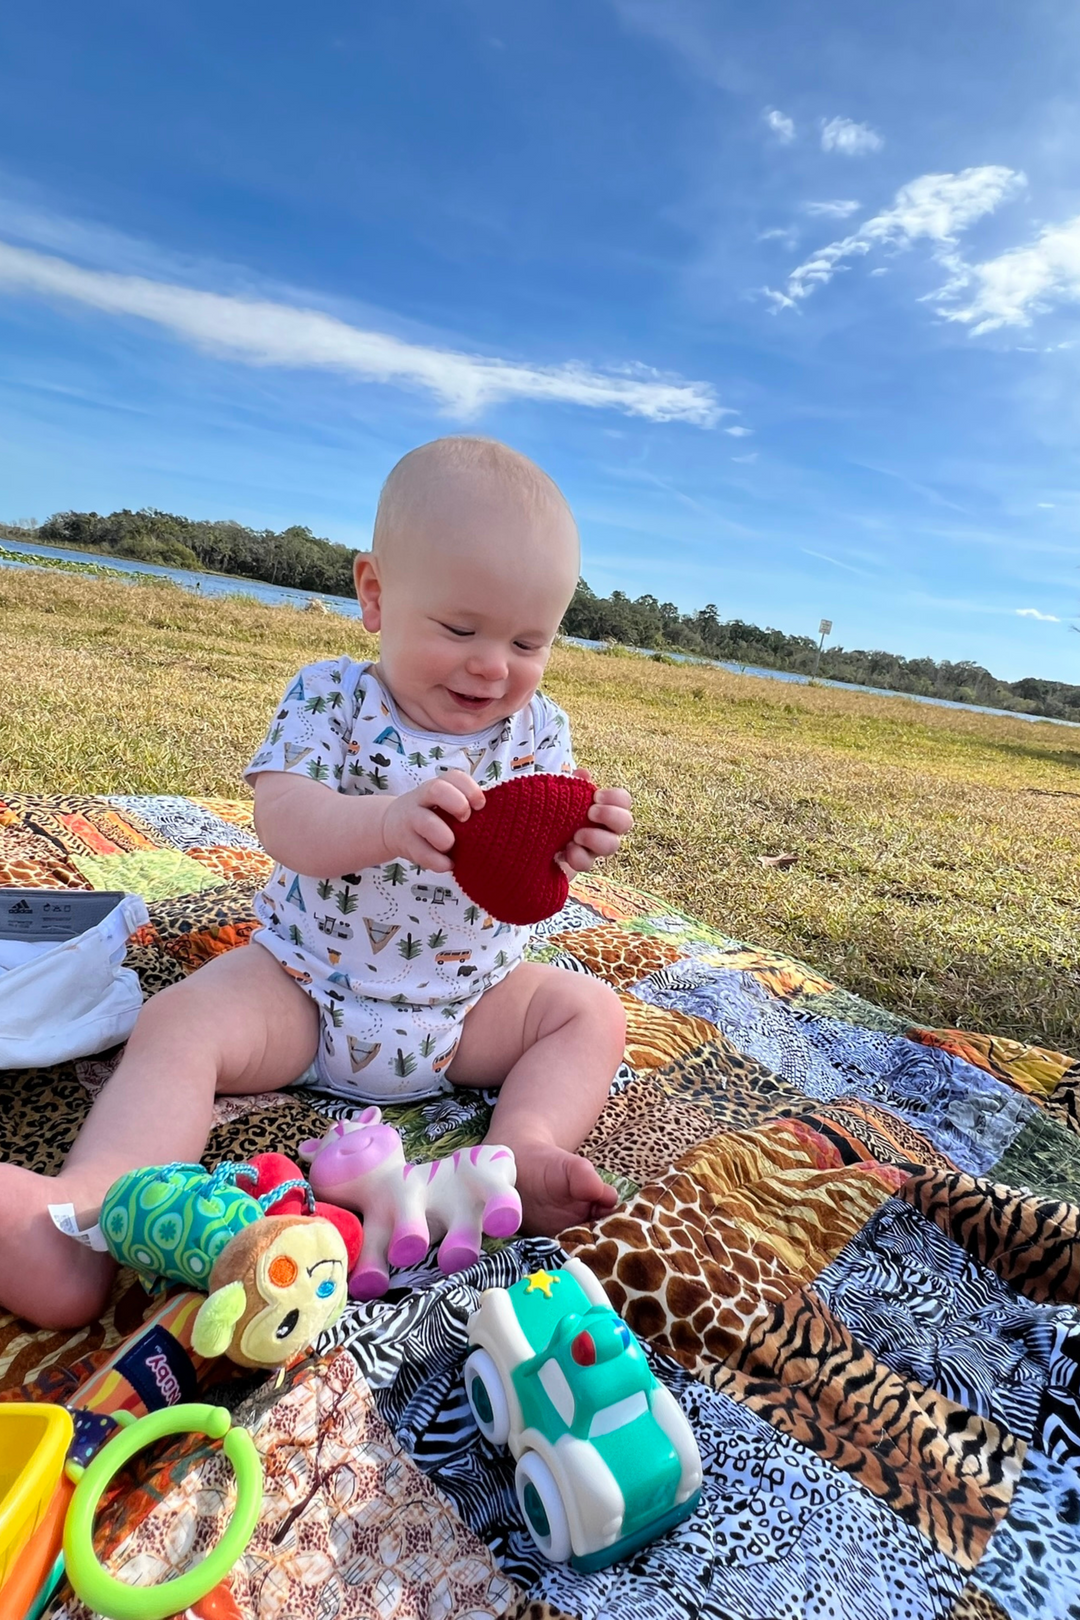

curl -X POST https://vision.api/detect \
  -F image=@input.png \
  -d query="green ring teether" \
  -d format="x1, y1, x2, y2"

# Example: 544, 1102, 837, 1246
63, 1402, 262, 1620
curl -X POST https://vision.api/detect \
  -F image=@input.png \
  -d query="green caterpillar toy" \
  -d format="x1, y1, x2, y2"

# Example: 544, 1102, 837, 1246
97, 1162, 349, 1369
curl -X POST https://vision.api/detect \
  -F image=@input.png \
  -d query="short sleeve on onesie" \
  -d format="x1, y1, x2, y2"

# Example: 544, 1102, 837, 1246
243, 656, 575, 1009
244, 659, 357, 790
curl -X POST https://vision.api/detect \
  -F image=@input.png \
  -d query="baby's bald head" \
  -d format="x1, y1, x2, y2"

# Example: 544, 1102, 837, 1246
371, 436, 579, 584
354, 437, 581, 733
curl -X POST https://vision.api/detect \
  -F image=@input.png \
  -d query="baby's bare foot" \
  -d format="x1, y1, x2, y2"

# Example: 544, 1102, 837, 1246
0, 1163, 116, 1329
511, 1140, 618, 1236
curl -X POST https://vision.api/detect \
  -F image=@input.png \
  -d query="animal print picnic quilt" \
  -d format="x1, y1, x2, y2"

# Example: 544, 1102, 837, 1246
2, 790, 1079, 1620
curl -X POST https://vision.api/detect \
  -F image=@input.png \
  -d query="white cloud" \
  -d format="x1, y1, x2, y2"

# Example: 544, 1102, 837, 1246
766, 166, 1025, 309
724, 425, 753, 436
801, 546, 874, 577
820, 117, 884, 156
933, 212, 1080, 334
758, 226, 800, 248
1037, 502, 1056, 509
764, 108, 796, 143
0, 237, 723, 426
802, 199, 861, 219
1016, 607, 1061, 621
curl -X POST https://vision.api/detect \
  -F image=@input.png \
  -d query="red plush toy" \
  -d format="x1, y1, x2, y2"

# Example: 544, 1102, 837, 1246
239, 1153, 363, 1272
439, 772, 596, 926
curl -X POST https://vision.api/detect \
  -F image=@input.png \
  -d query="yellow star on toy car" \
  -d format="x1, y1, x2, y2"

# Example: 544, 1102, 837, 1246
524, 1268, 559, 1298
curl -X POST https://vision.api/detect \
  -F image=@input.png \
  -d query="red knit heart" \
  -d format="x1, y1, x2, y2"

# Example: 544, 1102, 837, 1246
439, 773, 596, 926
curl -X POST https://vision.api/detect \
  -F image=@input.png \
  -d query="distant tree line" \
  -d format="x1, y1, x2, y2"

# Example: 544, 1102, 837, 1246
29, 508, 357, 596
5, 509, 1078, 722
563, 580, 1080, 723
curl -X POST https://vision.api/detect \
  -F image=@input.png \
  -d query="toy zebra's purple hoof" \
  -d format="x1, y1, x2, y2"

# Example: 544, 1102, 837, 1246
348, 1263, 390, 1301
438, 1231, 481, 1275
387, 1224, 430, 1268
482, 1190, 523, 1239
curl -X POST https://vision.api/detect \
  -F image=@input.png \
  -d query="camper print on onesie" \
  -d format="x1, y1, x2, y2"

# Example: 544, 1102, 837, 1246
244, 657, 574, 1101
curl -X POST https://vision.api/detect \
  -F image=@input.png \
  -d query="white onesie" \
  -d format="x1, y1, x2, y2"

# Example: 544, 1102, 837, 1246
244, 657, 575, 1101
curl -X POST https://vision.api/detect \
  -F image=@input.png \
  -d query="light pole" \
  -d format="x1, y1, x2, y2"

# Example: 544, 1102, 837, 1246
812, 618, 832, 680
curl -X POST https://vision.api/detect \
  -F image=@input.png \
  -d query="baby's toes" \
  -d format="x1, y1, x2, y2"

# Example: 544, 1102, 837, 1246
563, 1152, 610, 1206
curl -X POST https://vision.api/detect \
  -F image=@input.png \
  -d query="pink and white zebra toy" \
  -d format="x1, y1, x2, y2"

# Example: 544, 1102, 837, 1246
298, 1107, 522, 1299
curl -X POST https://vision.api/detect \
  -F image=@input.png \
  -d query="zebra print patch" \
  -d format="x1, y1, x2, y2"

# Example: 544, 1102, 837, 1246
815, 1197, 1080, 1448
1035, 1317, 1080, 1466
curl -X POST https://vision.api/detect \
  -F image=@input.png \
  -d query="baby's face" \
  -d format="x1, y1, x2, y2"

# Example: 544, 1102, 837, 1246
356, 480, 578, 736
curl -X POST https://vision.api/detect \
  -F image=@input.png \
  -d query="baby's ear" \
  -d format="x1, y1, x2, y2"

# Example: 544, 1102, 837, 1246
353, 552, 382, 630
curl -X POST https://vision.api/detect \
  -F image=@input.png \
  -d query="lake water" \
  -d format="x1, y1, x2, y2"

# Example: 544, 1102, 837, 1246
0, 534, 367, 619
3, 535, 1076, 728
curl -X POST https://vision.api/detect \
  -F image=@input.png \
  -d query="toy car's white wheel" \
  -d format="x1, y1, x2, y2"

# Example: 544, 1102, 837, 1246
464, 1349, 511, 1446
515, 1450, 572, 1563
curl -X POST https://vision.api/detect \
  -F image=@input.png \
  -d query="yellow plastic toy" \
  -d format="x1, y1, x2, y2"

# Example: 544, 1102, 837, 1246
0, 1403, 74, 1592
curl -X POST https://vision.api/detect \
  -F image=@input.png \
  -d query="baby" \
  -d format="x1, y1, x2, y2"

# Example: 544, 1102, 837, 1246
0, 436, 633, 1330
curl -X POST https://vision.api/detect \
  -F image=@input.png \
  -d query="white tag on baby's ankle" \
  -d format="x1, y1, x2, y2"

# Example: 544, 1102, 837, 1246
48, 1202, 110, 1251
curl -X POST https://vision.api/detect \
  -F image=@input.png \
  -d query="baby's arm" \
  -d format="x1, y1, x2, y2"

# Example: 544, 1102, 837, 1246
253, 769, 484, 879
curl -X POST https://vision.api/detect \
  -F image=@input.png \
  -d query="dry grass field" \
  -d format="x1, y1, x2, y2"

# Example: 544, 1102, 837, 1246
3, 566, 1078, 1052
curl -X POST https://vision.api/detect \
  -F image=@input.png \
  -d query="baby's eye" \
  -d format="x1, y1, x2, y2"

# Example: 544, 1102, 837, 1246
442, 624, 474, 637
514, 641, 541, 653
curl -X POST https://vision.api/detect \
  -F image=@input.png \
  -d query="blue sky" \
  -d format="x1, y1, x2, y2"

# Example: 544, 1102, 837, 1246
2, 2, 1080, 681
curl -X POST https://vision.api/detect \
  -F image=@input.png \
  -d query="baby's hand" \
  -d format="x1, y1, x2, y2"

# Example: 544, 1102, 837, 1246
380, 770, 484, 872
559, 774, 633, 874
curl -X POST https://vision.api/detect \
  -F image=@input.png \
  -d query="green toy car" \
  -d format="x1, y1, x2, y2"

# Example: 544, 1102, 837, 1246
464, 1258, 702, 1571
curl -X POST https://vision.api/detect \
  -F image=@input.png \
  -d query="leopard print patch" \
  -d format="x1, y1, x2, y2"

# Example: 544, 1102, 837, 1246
947, 1589, 1012, 1620
145, 881, 260, 943
578, 1073, 720, 1186
709, 1286, 1023, 1570
121, 941, 188, 997
161, 921, 261, 972
0, 1063, 87, 1176
651, 1040, 808, 1133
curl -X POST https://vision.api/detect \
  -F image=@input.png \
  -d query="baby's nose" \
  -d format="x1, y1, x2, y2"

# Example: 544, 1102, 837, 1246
464, 644, 509, 681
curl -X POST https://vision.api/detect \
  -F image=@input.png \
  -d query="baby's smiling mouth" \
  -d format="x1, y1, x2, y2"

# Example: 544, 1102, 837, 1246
447, 689, 495, 707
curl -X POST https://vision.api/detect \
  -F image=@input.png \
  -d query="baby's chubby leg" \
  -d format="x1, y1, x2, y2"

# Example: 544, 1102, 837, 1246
0, 942, 319, 1330
447, 963, 625, 1235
